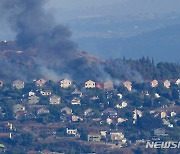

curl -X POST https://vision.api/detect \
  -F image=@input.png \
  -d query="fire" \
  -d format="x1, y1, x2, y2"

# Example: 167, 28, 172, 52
96, 83, 102, 89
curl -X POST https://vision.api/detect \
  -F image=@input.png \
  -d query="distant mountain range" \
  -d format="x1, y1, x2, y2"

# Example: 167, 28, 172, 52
70, 14, 180, 63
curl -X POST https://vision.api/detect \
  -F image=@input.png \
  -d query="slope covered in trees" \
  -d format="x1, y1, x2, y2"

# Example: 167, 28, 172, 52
105, 57, 180, 81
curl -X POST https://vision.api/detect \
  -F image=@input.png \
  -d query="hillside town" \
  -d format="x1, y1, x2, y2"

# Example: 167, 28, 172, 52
0, 78, 179, 153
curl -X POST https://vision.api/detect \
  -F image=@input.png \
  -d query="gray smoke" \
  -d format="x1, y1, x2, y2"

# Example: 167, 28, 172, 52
0, 0, 144, 82
0, 0, 78, 81
1, 0, 76, 53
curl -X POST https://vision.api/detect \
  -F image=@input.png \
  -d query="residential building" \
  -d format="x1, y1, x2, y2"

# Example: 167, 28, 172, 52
100, 131, 107, 138
84, 108, 93, 116
123, 81, 132, 91
35, 78, 47, 86
116, 101, 127, 109
117, 118, 128, 123
161, 111, 166, 119
151, 80, 158, 88
110, 132, 126, 144
154, 128, 167, 136
29, 91, 35, 97
85, 80, 96, 88
155, 93, 160, 98
12, 80, 24, 89
61, 107, 72, 115
102, 108, 117, 117
60, 79, 72, 88
0, 81, 3, 87
164, 80, 170, 88
14, 111, 27, 119
66, 128, 77, 136
170, 111, 176, 117
0, 144, 5, 153
28, 95, 40, 104
106, 118, 113, 125
117, 93, 123, 99
90, 96, 99, 101
71, 98, 81, 105
49, 95, 61, 105
72, 115, 83, 122
37, 108, 50, 115
71, 89, 83, 97
0, 133, 12, 139
60, 115, 71, 123
104, 81, 114, 91
88, 133, 101, 142
40, 90, 52, 96
133, 109, 142, 124
0, 122, 13, 132
13, 104, 25, 113
175, 79, 180, 85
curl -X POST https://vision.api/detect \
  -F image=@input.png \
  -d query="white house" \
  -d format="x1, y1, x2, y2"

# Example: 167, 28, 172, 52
110, 132, 126, 144
49, 95, 61, 105
61, 107, 72, 115
100, 131, 107, 138
29, 91, 35, 97
71, 89, 83, 97
117, 118, 128, 123
133, 109, 142, 124
175, 79, 180, 85
117, 93, 123, 99
164, 80, 170, 88
12, 80, 24, 89
72, 115, 83, 122
106, 117, 113, 125
170, 111, 176, 117
85, 80, 96, 88
84, 108, 93, 116
71, 98, 81, 105
66, 128, 77, 136
40, 90, 52, 96
13, 104, 25, 113
116, 101, 127, 109
60, 79, 72, 88
155, 93, 161, 98
37, 108, 50, 115
28, 95, 40, 104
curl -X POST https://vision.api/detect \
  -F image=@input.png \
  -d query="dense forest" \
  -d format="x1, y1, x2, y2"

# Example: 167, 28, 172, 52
105, 57, 180, 81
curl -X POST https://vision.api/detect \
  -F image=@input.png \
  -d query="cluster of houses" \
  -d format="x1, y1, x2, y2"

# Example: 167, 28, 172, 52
0, 77, 179, 149
1, 78, 179, 91
87, 131, 126, 145
1, 78, 180, 123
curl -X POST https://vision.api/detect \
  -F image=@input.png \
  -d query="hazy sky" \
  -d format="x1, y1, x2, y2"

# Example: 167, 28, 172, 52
1, 0, 180, 40
46, 0, 180, 21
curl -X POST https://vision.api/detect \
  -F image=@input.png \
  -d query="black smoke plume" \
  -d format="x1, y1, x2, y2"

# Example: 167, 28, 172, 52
0, 0, 143, 82
0, 0, 79, 81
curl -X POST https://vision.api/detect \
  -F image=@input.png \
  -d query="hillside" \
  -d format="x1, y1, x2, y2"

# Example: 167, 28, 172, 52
0, 41, 179, 82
